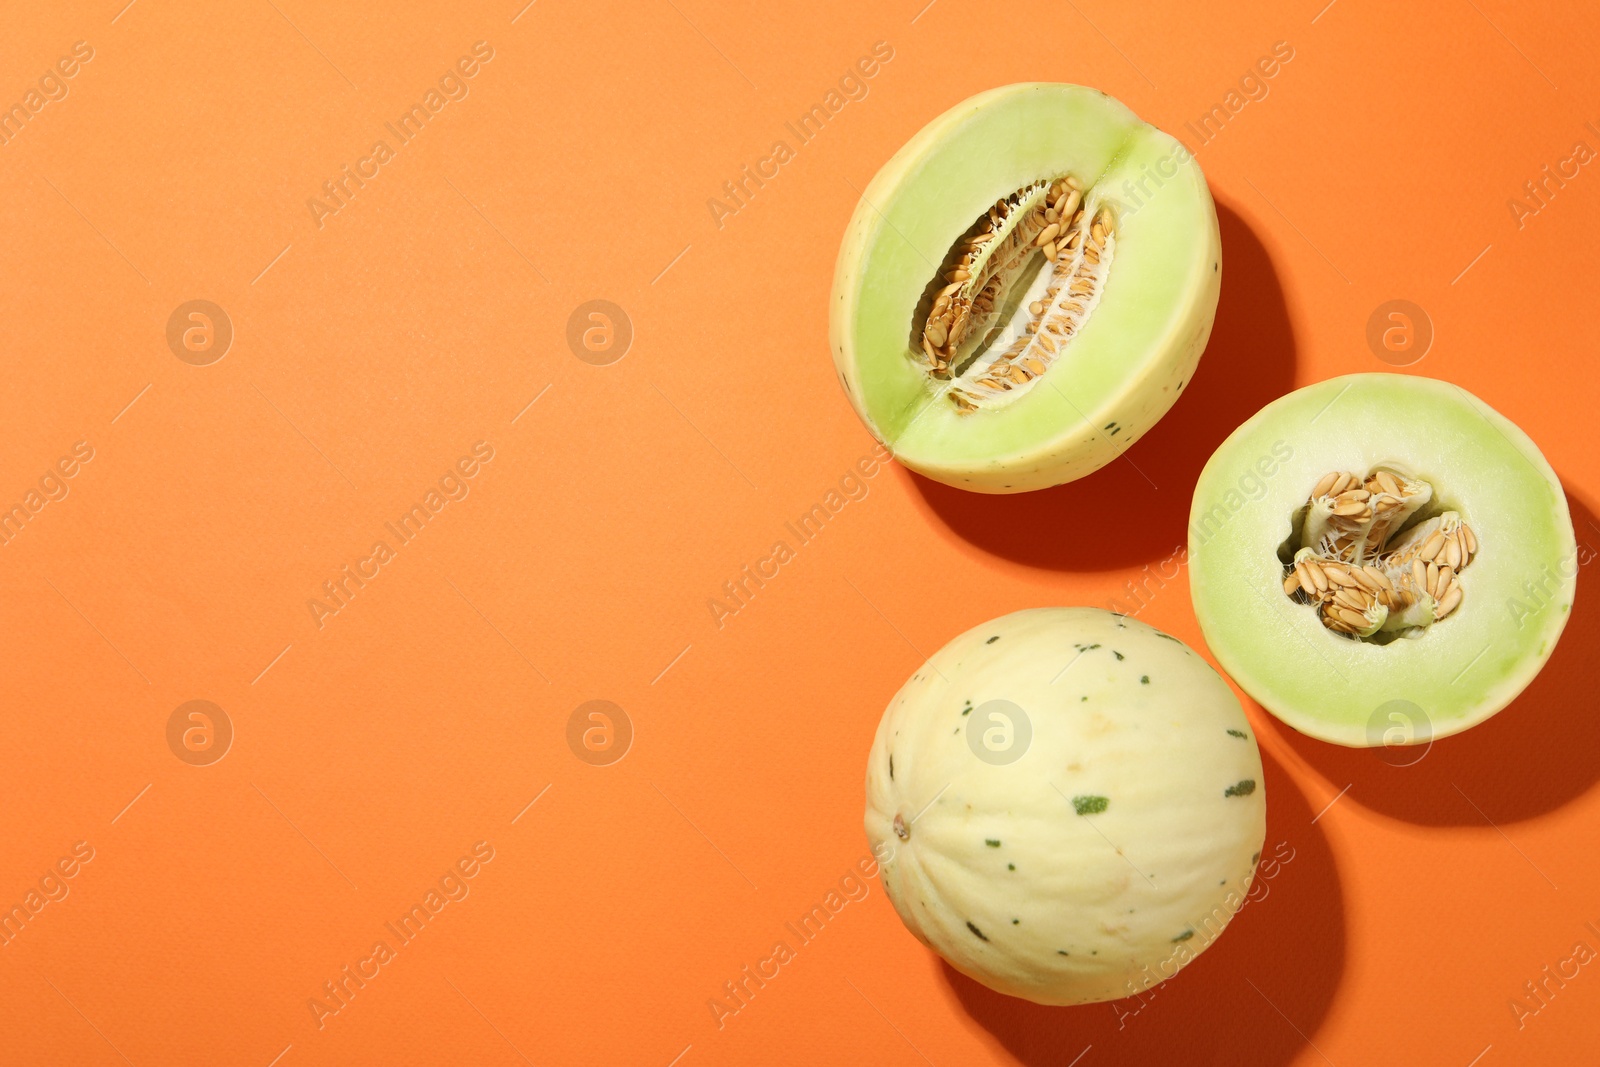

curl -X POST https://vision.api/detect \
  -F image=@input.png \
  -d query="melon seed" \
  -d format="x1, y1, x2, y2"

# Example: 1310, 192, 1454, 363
917, 178, 1116, 414
1284, 468, 1479, 641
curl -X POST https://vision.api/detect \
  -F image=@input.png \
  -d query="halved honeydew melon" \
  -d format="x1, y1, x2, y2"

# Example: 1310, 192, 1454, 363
831, 83, 1220, 493
1189, 373, 1577, 747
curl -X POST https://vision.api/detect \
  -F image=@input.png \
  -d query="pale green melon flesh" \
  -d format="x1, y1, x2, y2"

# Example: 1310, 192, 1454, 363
864, 608, 1265, 1005
830, 83, 1220, 493
1189, 374, 1576, 747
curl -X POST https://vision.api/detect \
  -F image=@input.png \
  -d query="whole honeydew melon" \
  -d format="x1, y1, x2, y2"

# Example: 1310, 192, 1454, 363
1189, 374, 1577, 747
864, 608, 1265, 1005
830, 83, 1220, 493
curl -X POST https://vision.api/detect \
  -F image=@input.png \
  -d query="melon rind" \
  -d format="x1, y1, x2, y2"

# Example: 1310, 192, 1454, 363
830, 83, 1220, 493
1188, 373, 1577, 747
864, 608, 1266, 1005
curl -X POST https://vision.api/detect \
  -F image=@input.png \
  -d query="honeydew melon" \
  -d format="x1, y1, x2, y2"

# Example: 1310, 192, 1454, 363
1189, 374, 1577, 747
830, 83, 1220, 493
864, 608, 1265, 1005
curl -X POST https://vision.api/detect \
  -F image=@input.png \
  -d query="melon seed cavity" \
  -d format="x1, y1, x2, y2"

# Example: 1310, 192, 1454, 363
1281, 469, 1479, 640
914, 174, 1115, 413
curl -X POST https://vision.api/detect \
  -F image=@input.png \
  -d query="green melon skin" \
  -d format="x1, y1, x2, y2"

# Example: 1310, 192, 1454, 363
830, 83, 1220, 493
864, 608, 1265, 1006
1189, 374, 1577, 747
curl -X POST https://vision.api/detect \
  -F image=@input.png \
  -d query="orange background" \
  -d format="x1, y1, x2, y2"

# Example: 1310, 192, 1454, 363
2, 1, 1597, 1064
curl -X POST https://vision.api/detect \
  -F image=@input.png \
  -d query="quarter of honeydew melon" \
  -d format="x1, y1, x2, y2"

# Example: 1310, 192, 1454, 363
830, 83, 1220, 493
1189, 374, 1577, 747
864, 608, 1265, 1005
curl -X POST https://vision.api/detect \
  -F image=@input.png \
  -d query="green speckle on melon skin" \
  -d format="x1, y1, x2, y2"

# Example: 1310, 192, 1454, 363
1224, 780, 1257, 798
1073, 795, 1111, 816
